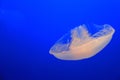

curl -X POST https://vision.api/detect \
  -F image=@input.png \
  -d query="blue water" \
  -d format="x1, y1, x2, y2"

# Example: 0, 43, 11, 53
0, 0, 120, 80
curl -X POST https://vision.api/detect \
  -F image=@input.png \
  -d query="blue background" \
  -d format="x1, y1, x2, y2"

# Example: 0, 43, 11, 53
0, 0, 120, 80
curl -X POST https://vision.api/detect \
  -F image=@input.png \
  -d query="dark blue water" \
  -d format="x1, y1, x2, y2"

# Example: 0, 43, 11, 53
0, 0, 120, 80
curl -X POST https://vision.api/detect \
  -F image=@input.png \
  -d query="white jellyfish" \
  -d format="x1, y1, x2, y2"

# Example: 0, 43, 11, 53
49, 24, 115, 60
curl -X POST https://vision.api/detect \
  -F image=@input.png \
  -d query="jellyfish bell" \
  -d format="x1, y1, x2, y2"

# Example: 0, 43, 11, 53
49, 24, 115, 60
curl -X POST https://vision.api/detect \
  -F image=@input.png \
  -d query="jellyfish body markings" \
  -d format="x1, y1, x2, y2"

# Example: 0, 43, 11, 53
49, 24, 115, 60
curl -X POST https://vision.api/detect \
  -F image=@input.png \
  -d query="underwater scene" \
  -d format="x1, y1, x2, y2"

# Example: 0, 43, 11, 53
0, 0, 120, 80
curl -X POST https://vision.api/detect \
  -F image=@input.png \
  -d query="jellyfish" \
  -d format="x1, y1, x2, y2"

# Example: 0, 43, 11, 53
49, 24, 115, 60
